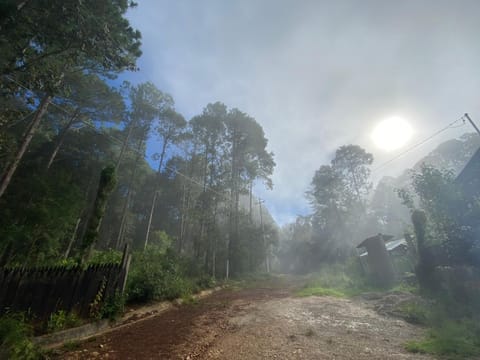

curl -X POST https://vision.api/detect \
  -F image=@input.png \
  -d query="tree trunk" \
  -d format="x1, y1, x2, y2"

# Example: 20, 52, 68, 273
249, 181, 253, 222
64, 217, 81, 259
46, 108, 80, 170
227, 128, 237, 275
143, 139, 168, 250
178, 145, 198, 254
0, 95, 51, 199
77, 172, 99, 248
212, 240, 216, 278
258, 201, 269, 273
115, 141, 143, 249
98, 119, 139, 245
115, 121, 136, 171
211, 200, 218, 278
17, 0, 32, 10
178, 182, 187, 253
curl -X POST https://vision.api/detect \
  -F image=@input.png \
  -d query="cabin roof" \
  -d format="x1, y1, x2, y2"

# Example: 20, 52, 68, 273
358, 238, 407, 257
356, 233, 394, 249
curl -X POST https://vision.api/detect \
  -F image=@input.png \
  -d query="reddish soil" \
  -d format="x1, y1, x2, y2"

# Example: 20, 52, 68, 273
54, 277, 431, 360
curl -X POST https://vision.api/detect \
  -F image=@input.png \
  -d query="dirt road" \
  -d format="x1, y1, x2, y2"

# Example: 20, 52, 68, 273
57, 277, 431, 359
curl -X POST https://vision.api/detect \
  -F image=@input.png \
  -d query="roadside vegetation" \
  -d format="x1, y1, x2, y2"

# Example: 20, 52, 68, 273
293, 160, 480, 359
297, 261, 480, 358
0, 314, 41, 360
296, 260, 381, 298
126, 245, 217, 304
404, 304, 480, 359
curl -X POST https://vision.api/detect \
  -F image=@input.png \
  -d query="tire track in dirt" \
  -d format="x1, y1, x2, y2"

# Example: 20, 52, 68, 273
55, 278, 431, 359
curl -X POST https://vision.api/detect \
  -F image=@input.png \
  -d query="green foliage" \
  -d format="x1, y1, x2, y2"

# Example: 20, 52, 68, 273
99, 292, 125, 321
181, 294, 199, 305
0, 167, 84, 266
81, 165, 117, 261
403, 164, 480, 267
401, 291, 480, 358
406, 319, 480, 358
296, 260, 375, 298
5, 249, 123, 269
331, 144, 374, 200
149, 230, 173, 254
305, 145, 374, 265
0, 314, 40, 360
126, 246, 194, 303
44, 257, 80, 269
390, 281, 419, 294
89, 280, 127, 322
46, 310, 81, 333
89, 278, 107, 319
194, 275, 217, 290
297, 286, 346, 298
0, 0, 142, 85
88, 249, 123, 265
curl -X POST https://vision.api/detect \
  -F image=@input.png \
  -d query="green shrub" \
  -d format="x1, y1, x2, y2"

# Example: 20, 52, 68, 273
126, 246, 193, 303
88, 249, 123, 265
0, 313, 40, 360
181, 294, 199, 305
406, 319, 480, 358
194, 275, 216, 290
99, 292, 125, 321
46, 310, 81, 333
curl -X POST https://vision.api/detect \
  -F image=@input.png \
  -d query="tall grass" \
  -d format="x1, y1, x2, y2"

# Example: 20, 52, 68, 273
296, 260, 378, 298
405, 314, 480, 358
402, 297, 480, 358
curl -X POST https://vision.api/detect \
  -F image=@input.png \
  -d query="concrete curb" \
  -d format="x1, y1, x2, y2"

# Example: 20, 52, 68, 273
34, 286, 223, 349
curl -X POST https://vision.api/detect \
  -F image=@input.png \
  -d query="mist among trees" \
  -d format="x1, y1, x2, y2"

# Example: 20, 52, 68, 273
1, 2, 480, 359
0, 1, 276, 280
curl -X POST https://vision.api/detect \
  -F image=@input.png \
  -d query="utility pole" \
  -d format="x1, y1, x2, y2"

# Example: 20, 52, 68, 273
464, 113, 480, 137
258, 199, 270, 273
143, 191, 158, 250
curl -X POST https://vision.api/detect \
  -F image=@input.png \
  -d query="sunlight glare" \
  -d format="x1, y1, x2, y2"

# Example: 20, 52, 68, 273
371, 116, 413, 151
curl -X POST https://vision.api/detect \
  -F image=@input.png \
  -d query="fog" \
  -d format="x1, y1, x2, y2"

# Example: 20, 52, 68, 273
2, 3, 480, 357
126, 0, 480, 224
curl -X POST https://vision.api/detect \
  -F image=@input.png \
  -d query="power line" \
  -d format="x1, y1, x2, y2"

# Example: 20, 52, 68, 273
372, 115, 466, 173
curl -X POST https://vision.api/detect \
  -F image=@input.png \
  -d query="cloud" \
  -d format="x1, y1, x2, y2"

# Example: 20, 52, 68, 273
126, 0, 480, 224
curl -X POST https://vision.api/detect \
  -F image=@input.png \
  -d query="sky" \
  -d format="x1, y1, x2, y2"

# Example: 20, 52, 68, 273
123, 0, 480, 225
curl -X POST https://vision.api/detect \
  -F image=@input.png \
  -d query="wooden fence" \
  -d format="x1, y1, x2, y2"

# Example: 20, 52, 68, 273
0, 249, 131, 319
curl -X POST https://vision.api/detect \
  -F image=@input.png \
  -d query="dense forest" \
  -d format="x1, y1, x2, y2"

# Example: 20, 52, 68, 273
0, 1, 276, 280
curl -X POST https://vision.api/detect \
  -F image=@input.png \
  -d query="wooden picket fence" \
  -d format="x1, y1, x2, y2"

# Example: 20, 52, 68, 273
0, 249, 131, 319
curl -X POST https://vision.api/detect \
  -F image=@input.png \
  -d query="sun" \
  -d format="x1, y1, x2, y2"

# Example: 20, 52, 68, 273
371, 116, 413, 151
